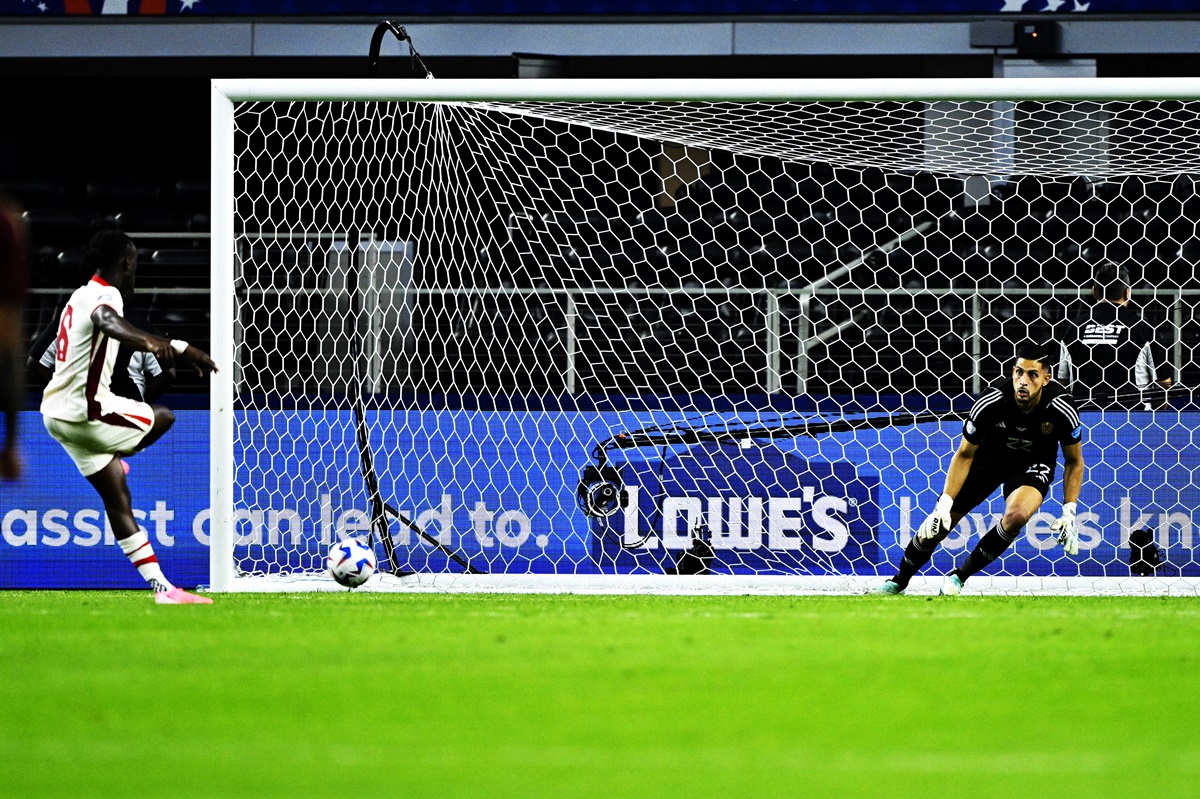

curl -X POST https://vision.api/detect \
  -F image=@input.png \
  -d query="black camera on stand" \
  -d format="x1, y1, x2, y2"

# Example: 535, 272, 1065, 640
576, 464, 627, 518
1129, 528, 1164, 576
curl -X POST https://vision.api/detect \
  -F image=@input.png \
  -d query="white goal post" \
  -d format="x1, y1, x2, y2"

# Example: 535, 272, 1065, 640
210, 77, 1200, 595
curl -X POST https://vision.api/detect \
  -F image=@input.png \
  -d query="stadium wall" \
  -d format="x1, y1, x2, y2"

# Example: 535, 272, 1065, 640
3, 17, 1200, 61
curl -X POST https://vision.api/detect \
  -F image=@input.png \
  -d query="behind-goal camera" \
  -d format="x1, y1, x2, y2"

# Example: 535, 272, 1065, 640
576, 464, 627, 518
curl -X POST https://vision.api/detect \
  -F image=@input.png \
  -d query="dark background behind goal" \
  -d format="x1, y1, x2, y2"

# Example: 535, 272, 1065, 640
3, 16, 1200, 402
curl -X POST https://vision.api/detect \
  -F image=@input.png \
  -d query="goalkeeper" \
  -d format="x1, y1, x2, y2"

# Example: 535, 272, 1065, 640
873, 342, 1085, 596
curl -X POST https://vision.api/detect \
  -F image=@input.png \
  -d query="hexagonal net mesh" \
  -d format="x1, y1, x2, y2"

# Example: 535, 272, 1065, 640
223, 92, 1200, 594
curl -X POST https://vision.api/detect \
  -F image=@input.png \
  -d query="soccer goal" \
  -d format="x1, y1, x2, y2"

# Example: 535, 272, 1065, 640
210, 77, 1200, 595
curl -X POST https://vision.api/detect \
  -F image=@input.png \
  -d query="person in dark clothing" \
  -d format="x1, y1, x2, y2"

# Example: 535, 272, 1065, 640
28, 300, 175, 403
0, 194, 28, 480
872, 342, 1085, 596
1055, 261, 1173, 410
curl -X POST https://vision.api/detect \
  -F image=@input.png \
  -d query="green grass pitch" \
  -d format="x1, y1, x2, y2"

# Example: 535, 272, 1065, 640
2, 591, 1198, 798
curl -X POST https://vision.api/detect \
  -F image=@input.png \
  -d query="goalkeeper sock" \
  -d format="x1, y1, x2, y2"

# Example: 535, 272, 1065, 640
954, 522, 1020, 583
892, 536, 938, 589
118, 532, 174, 593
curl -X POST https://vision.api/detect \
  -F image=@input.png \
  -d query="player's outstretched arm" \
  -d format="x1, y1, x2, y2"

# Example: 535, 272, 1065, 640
92, 306, 218, 376
1052, 441, 1085, 555
1059, 441, 1084, 508
93, 305, 172, 359
173, 342, 218, 377
917, 437, 976, 540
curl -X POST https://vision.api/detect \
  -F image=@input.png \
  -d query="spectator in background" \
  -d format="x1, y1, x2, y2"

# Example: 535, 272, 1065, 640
28, 299, 176, 403
1055, 261, 1174, 410
0, 193, 28, 480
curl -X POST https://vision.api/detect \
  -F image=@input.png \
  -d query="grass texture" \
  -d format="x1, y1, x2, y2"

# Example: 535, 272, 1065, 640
1, 591, 1198, 798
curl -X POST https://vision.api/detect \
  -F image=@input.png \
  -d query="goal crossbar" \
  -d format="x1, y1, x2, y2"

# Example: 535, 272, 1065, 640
211, 77, 1200, 103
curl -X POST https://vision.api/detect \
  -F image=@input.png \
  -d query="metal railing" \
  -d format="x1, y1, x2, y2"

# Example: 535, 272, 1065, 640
30, 228, 1182, 398
236, 280, 1197, 397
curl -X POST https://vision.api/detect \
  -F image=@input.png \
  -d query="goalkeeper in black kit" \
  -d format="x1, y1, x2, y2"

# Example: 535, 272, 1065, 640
872, 342, 1085, 595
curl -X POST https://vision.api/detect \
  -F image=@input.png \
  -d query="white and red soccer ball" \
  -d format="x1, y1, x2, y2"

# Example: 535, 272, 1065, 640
326, 538, 378, 588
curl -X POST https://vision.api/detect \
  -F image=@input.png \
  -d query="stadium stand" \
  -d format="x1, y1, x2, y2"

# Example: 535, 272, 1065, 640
6, 137, 1199, 399
0, 177, 66, 211
13, 174, 210, 395
171, 178, 210, 215
85, 178, 162, 218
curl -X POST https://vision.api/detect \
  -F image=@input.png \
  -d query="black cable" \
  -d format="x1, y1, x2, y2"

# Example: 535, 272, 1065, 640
591, 383, 1196, 457
346, 229, 401, 574
361, 25, 492, 574
380, 502, 486, 574
368, 20, 434, 79
594, 409, 959, 456
345, 230, 485, 576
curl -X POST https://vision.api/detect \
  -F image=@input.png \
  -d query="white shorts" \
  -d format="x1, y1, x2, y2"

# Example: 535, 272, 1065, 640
43, 398, 155, 477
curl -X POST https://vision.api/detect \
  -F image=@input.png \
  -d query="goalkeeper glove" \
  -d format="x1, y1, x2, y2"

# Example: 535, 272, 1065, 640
917, 493, 954, 541
1052, 502, 1079, 556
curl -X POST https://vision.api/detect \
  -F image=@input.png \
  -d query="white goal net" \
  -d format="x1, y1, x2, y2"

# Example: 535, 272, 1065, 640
210, 79, 1200, 594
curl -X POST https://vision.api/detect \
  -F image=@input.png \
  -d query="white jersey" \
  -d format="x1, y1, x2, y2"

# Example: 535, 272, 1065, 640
41, 276, 148, 425
39, 328, 163, 399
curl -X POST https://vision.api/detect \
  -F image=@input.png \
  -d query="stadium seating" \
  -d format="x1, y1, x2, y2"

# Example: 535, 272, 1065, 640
54, 246, 91, 288
22, 206, 99, 250
114, 208, 192, 233
0, 177, 66, 210
145, 247, 209, 288
187, 212, 210, 233
11, 165, 1200, 397
171, 178, 209, 214
13, 174, 211, 394
85, 178, 162, 217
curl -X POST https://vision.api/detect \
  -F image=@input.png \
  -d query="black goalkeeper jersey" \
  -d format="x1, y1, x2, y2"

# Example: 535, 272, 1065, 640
962, 381, 1082, 467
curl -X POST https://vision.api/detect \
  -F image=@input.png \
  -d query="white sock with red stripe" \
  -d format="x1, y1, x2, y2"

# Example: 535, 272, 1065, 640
118, 532, 174, 593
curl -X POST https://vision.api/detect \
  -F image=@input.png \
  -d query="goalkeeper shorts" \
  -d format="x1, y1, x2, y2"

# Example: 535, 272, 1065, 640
952, 459, 1056, 516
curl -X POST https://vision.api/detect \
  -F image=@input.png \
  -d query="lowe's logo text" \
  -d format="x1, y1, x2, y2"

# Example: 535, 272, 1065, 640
618, 485, 858, 552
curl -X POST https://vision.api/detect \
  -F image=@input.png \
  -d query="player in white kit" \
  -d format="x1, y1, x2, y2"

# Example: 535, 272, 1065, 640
41, 231, 217, 604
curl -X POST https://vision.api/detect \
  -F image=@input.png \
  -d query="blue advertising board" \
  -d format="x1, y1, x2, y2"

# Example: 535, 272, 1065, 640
1, 411, 211, 589
3, 407, 1198, 588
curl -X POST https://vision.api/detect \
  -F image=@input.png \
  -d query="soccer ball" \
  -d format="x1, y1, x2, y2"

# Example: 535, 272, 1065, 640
326, 538, 378, 588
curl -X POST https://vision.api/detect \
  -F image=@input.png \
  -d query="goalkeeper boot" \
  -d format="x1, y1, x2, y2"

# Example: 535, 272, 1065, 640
939, 573, 964, 596
155, 587, 213, 605
870, 580, 905, 595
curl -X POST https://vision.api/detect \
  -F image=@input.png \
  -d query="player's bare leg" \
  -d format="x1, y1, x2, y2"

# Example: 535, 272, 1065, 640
999, 486, 1043, 534
86, 455, 211, 604
130, 406, 175, 455
86, 457, 139, 538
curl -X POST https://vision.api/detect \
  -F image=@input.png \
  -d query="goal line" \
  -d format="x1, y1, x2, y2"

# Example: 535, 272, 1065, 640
215, 574, 1200, 597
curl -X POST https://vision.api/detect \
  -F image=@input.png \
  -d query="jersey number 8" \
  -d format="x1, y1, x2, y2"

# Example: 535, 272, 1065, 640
56, 305, 74, 362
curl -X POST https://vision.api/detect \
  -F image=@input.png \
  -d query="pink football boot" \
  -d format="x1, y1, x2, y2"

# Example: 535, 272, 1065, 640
155, 587, 213, 605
